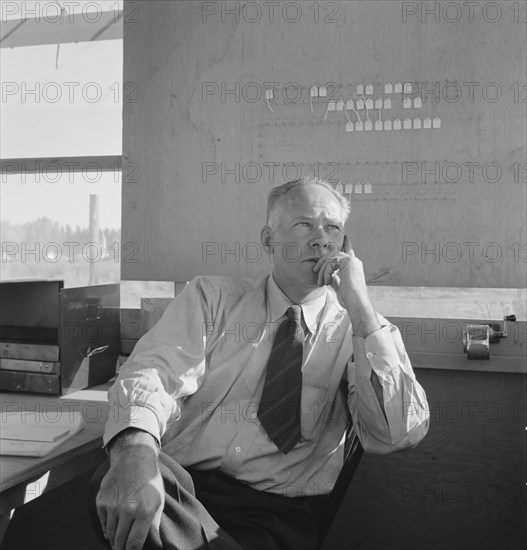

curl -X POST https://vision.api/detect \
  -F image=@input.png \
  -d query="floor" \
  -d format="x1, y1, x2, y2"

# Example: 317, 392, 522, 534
1, 470, 107, 550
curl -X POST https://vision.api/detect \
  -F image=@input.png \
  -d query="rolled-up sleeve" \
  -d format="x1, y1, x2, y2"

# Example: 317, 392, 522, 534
347, 321, 429, 454
103, 277, 212, 447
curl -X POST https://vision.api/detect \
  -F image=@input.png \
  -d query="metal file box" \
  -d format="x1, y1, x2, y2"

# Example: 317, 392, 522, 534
0, 281, 120, 395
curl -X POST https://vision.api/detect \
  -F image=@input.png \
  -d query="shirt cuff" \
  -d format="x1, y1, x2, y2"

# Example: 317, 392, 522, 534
353, 324, 400, 375
103, 405, 161, 448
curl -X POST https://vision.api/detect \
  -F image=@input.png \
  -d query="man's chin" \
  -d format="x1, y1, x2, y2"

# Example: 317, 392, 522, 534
298, 268, 322, 288
275, 264, 322, 288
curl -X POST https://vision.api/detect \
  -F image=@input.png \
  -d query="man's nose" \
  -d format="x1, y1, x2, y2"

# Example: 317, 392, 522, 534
309, 229, 331, 250
310, 229, 340, 254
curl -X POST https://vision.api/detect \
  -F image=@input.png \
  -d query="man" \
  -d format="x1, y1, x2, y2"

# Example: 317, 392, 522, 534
91, 177, 429, 550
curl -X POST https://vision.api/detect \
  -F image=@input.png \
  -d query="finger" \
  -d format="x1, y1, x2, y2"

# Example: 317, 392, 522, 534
330, 271, 340, 292
342, 234, 353, 254
313, 255, 329, 282
320, 260, 334, 286
125, 519, 151, 550
317, 259, 331, 286
327, 241, 338, 254
324, 264, 334, 285
312, 255, 324, 274
106, 512, 119, 549
112, 514, 134, 550
96, 506, 109, 541
313, 249, 330, 273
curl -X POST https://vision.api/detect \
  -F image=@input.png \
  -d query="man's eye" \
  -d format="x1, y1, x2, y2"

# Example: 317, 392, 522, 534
329, 225, 341, 231
297, 222, 310, 227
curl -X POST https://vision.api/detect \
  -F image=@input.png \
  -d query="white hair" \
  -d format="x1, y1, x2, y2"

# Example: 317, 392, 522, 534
266, 177, 350, 230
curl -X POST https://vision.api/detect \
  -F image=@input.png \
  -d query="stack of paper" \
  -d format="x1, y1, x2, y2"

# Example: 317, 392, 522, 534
0, 411, 84, 457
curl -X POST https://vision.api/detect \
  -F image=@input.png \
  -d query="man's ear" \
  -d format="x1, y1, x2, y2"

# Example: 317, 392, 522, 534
261, 226, 275, 252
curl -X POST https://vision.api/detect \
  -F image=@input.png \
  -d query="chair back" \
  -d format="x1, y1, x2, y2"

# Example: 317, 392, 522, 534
316, 422, 364, 548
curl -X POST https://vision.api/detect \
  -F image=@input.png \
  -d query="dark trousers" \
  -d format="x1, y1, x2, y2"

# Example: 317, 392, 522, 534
88, 451, 328, 550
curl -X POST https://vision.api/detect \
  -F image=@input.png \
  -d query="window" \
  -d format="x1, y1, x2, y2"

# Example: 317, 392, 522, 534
1, 1, 123, 288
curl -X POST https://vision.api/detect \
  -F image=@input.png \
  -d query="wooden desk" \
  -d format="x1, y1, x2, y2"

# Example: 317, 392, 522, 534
0, 384, 111, 540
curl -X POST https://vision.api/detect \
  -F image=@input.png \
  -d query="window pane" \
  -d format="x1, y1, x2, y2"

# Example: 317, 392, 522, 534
1, 171, 121, 287
1, 10, 123, 157
120, 281, 176, 309
369, 286, 526, 321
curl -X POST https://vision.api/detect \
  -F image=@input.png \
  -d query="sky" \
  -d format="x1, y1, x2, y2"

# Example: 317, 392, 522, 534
1, 1, 123, 230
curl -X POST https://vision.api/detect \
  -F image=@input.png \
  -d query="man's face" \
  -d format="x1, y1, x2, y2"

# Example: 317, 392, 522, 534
263, 185, 346, 292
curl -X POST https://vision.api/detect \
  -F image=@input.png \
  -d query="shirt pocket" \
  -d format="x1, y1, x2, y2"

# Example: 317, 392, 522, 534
301, 384, 329, 441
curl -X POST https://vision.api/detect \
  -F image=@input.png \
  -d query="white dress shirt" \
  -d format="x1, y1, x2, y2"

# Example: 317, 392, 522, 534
104, 274, 429, 496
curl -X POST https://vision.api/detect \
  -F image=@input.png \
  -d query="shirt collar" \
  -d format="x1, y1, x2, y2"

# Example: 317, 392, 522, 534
266, 275, 328, 335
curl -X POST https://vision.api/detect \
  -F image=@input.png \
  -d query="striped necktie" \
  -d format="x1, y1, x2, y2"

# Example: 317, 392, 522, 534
258, 305, 304, 454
